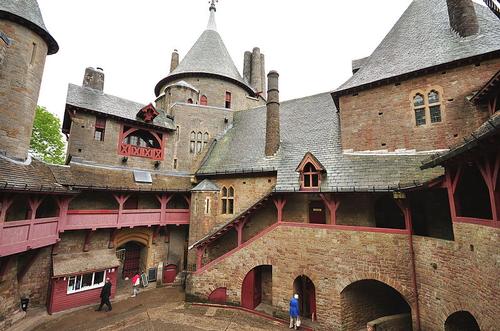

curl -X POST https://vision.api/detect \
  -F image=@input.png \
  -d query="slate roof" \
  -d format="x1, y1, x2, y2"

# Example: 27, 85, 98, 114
421, 111, 500, 169
50, 162, 193, 192
191, 179, 220, 192
154, 11, 254, 96
52, 250, 120, 277
199, 92, 443, 192
66, 84, 175, 130
0, 156, 68, 193
0, 0, 58, 54
333, 0, 500, 99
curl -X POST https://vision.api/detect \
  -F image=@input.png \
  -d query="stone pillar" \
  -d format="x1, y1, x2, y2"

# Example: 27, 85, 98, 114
170, 49, 179, 73
251, 47, 262, 93
446, 0, 479, 37
82, 67, 104, 91
243, 51, 252, 83
265, 71, 280, 156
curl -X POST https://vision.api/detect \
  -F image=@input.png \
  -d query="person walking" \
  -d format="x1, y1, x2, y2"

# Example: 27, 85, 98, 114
96, 278, 112, 312
131, 273, 141, 297
289, 293, 300, 329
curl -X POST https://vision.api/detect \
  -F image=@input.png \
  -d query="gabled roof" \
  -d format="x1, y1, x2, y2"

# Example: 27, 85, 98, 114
333, 0, 500, 103
191, 179, 220, 192
154, 9, 254, 96
64, 84, 175, 131
295, 152, 326, 172
470, 70, 500, 104
198, 92, 443, 192
0, 0, 58, 54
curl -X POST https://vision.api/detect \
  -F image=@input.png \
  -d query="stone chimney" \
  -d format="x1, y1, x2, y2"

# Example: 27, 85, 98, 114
170, 49, 179, 73
82, 67, 104, 91
265, 71, 280, 156
243, 51, 252, 83
446, 0, 479, 37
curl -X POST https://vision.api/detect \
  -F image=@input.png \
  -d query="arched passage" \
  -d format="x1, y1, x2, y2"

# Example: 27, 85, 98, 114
117, 241, 147, 279
241, 265, 272, 310
341, 279, 412, 331
293, 275, 317, 320
445, 311, 480, 331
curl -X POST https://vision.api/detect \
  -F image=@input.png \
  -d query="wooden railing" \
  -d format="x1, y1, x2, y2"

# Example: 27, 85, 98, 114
0, 217, 59, 256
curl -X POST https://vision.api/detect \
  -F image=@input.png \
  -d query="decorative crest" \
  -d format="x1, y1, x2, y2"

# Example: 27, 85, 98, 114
209, 0, 218, 12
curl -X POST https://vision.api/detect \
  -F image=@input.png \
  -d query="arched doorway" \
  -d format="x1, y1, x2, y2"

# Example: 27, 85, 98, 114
118, 241, 146, 279
340, 279, 412, 331
241, 265, 272, 310
445, 311, 480, 331
293, 275, 316, 321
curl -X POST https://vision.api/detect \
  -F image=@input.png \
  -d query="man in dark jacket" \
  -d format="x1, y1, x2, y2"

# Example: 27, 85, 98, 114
96, 278, 112, 312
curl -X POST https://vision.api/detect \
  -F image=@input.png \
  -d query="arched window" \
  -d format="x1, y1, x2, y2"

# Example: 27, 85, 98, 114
221, 186, 234, 214
428, 90, 442, 123
196, 132, 202, 153
412, 90, 443, 126
187, 98, 193, 104
303, 163, 320, 189
190, 131, 196, 153
200, 95, 208, 106
413, 94, 426, 126
203, 132, 209, 149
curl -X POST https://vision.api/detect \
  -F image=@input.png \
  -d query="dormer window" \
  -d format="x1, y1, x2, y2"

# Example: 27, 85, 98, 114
296, 152, 326, 191
136, 103, 159, 123
303, 163, 320, 188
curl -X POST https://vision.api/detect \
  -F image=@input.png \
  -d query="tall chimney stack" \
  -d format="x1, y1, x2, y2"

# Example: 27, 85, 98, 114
82, 67, 104, 92
170, 49, 179, 73
260, 53, 266, 98
251, 47, 263, 94
243, 51, 252, 83
446, 0, 479, 37
265, 71, 280, 156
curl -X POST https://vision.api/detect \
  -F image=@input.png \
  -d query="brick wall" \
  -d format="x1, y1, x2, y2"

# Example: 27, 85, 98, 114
0, 20, 48, 160
339, 59, 500, 152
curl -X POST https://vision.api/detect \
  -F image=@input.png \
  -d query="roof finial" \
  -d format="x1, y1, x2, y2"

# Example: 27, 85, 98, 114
207, 0, 218, 31
209, 0, 218, 12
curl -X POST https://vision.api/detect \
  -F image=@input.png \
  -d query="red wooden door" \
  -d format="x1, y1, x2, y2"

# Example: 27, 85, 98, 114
163, 264, 177, 283
253, 268, 262, 307
208, 287, 227, 304
241, 269, 255, 309
122, 244, 141, 279
309, 201, 326, 224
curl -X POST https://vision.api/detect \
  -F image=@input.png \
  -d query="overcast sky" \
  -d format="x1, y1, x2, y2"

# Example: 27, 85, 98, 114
36, 0, 421, 120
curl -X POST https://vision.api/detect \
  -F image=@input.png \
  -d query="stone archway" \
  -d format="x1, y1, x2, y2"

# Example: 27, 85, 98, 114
241, 265, 272, 310
445, 311, 480, 331
341, 279, 412, 331
293, 275, 317, 321
114, 229, 152, 279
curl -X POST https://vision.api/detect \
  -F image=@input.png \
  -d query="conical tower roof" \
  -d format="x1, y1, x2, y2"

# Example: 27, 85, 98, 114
0, 0, 58, 54
155, 4, 254, 96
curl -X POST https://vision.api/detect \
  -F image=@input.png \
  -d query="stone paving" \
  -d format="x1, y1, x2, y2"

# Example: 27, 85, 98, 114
27, 287, 289, 331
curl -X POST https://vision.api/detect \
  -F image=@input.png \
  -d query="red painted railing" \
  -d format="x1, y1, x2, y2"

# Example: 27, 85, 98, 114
64, 208, 189, 231
119, 143, 163, 160
0, 217, 59, 256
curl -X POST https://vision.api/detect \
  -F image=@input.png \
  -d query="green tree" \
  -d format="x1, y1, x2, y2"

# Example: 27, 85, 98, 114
29, 106, 66, 164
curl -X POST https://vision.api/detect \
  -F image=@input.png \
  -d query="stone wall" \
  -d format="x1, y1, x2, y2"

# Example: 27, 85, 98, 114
339, 59, 500, 152
0, 20, 48, 160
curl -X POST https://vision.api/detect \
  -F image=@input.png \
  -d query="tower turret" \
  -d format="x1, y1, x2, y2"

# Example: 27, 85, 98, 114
0, 0, 58, 161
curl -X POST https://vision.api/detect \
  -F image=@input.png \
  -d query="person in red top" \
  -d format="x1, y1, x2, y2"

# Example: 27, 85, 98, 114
131, 273, 141, 297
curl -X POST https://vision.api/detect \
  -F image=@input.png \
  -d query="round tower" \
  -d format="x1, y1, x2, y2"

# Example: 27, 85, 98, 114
0, 0, 58, 161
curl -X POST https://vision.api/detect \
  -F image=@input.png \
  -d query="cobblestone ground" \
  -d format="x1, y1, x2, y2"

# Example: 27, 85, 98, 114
30, 287, 288, 331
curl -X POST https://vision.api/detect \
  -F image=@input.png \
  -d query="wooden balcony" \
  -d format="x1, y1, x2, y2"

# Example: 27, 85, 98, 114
0, 217, 59, 256
119, 143, 163, 160
63, 208, 189, 231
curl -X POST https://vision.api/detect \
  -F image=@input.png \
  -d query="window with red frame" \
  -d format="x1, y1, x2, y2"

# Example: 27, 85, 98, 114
302, 162, 320, 189
200, 95, 208, 106
225, 92, 232, 109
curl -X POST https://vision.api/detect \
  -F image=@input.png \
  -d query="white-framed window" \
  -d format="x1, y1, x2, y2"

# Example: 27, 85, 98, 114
67, 270, 106, 294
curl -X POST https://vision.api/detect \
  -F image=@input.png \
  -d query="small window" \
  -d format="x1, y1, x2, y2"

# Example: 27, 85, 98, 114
412, 90, 443, 126
413, 94, 426, 126
176, 126, 180, 142
173, 158, 178, 169
94, 117, 106, 141
302, 163, 320, 189
221, 186, 235, 214
428, 91, 442, 123
187, 98, 193, 104
30, 42, 37, 65
67, 270, 106, 294
190, 131, 196, 153
203, 132, 209, 149
200, 95, 208, 106
225, 92, 232, 109
205, 197, 210, 214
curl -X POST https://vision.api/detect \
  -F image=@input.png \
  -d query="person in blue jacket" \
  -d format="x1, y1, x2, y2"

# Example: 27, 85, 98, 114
289, 293, 300, 329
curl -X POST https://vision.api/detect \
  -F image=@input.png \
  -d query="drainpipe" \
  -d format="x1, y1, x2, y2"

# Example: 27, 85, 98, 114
396, 194, 421, 331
